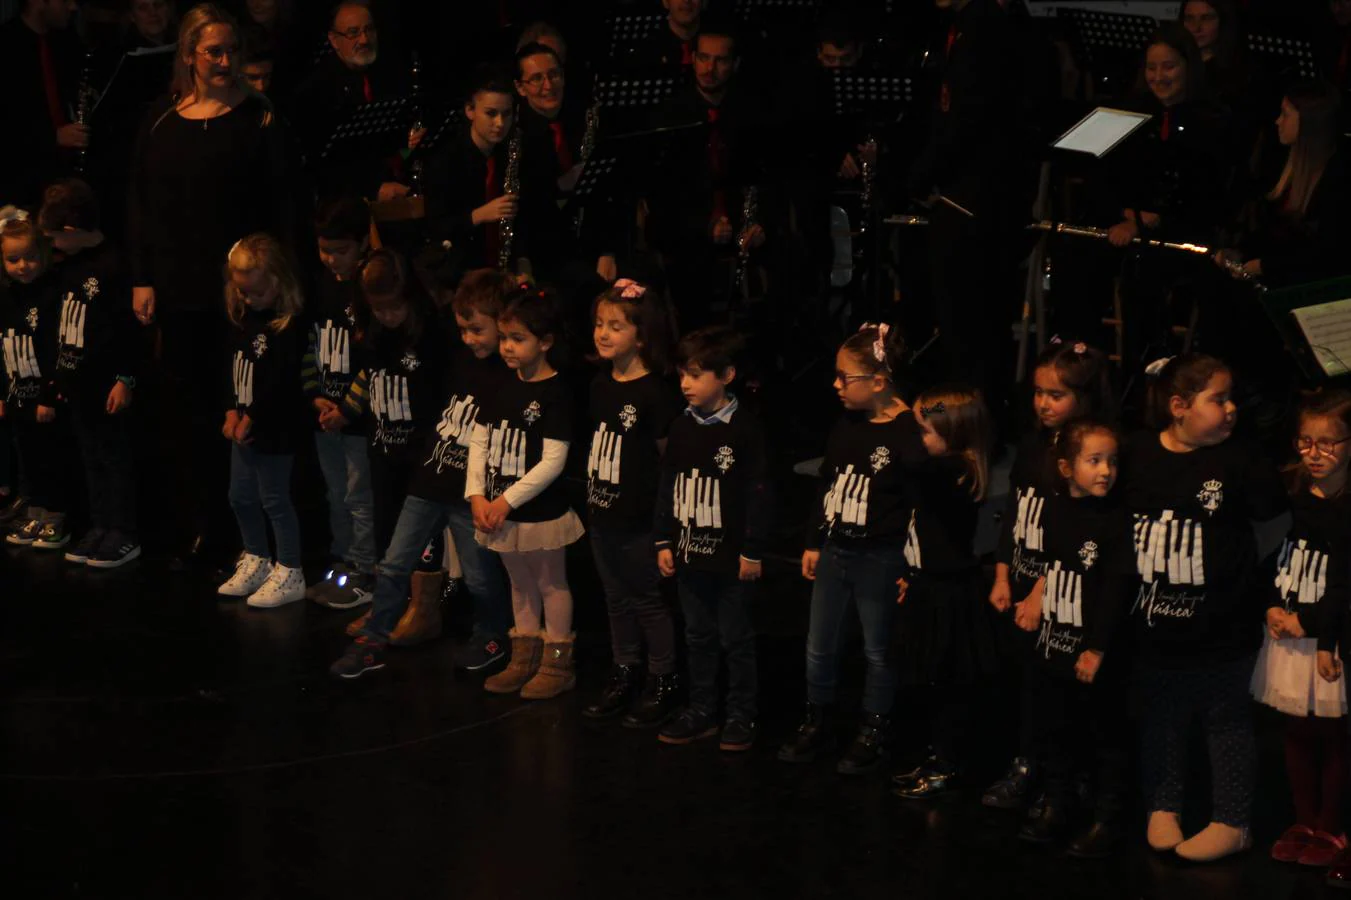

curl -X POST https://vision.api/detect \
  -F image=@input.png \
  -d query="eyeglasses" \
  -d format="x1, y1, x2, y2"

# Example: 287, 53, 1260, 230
197, 43, 238, 62
835, 371, 874, 384
331, 25, 377, 41
1296, 435, 1351, 456
521, 68, 564, 89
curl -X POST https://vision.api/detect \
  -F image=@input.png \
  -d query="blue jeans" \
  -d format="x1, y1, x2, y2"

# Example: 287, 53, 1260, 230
679, 568, 757, 721
314, 430, 375, 571
228, 445, 301, 567
361, 496, 510, 643
805, 541, 903, 716
71, 403, 137, 536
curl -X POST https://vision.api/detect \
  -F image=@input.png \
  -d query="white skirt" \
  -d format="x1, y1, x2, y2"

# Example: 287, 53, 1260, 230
475, 509, 585, 554
1251, 632, 1347, 718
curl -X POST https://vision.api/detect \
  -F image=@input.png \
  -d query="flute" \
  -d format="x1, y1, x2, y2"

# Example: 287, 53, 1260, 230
1027, 220, 1257, 282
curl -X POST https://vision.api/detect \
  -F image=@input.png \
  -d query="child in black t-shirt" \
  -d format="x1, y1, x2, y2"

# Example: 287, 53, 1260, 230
469, 285, 585, 699
216, 233, 308, 609
1252, 390, 1351, 867
986, 340, 1115, 809
779, 323, 926, 774
654, 327, 770, 751
303, 196, 376, 609
1012, 420, 1134, 857
891, 385, 1000, 801
330, 269, 515, 680
582, 279, 683, 726
1125, 354, 1286, 862
39, 180, 142, 568
1, 211, 69, 551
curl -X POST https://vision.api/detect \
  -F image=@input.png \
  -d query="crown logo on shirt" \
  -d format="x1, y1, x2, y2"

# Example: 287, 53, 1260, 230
1196, 479, 1224, 515
82, 277, 99, 300
523, 400, 542, 425
344, 303, 356, 326
870, 446, 891, 473
401, 351, 421, 372
252, 334, 268, 358
1078, 540, 1098, 570
619, 404, 638, 431
25, 307, 38, 330
714, 445, 735, 473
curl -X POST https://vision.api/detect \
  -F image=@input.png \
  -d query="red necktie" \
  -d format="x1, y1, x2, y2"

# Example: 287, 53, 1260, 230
550, 122, 574, 174
38, 36, 67, 129
1160, 110, 1171, 142
362, 74, 374, 103
944, 24, 960, 57
680, 41, 692, 66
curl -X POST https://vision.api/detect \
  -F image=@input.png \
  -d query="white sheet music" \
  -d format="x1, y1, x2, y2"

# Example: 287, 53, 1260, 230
1053, 107, 1152, 157
1291, 299, 1351, 377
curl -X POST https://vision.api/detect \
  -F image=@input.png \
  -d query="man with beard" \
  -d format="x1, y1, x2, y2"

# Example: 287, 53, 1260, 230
645, 20, 765, 327
292, 1, 409, 202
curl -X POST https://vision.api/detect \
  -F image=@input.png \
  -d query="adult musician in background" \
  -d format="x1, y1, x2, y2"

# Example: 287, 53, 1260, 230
237, 0, 305, 97
904, 0, 1019, 428
632, 0, 704, 73
1224, 80, 1349, 288
290, 1, 408, 203
514, 41, 616, 283
127, 0, 176, 47
128, 3, 298, 567
0, 0, 85, 208
1178, 0, 1266, 175
423, 66, 519, 285
1106, 25, 1232, 370
646, 20, 765, 329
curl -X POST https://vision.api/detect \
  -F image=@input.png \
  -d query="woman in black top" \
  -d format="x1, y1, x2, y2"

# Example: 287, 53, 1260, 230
127, 3, 297, 564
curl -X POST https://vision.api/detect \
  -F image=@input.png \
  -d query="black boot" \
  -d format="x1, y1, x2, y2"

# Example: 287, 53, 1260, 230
583, 665, 642, 720
836, 713, 889, 775
777, 703, 836, 763
981, 756, 1036, 809
622, 672, 680, 728
1018, 803, 1068, 844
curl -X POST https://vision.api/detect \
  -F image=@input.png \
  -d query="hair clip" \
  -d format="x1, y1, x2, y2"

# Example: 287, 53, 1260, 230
1073, 342, 1087, 355
613, 278, 647, 300
1144, 356, 1175, 377
0, 206, 30, 224
921, 401, 946, 417
1049, 334, 1063, 345
858, 321, 891, 367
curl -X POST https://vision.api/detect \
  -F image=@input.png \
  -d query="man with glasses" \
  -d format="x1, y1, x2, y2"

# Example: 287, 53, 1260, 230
292, 1, 408, 203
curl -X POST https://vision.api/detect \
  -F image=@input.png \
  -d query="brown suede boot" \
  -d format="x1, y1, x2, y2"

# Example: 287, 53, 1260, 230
520, 633, 577, 700
345, 610, 371, 637
389, 570, 444, 647
484, 630, 544, 694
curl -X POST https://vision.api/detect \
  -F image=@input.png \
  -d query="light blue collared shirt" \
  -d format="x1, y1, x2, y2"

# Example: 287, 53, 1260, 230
684, 394, 738, 426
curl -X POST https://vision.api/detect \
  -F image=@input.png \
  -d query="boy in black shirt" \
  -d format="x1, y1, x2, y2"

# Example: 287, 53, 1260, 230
39, 179, 142, 567
654, 326, 768, 750
303, 196, 376, 608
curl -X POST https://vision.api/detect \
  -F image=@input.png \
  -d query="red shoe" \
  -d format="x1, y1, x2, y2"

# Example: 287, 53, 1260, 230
1327, 847, 1351, 889
1273, 824, 1317, 863
1301, 832, 1349, 867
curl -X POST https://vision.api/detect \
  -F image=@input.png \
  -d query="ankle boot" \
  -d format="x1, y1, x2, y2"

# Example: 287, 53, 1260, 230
623, 672, 681, 728
520, 633, 577, 699
836, 712, 889, 775
583, 664, 641, 719
484, 629, 544, 694
1019, 803, 1068, 844
777, 702, 836, 763
389, 570, 444, 647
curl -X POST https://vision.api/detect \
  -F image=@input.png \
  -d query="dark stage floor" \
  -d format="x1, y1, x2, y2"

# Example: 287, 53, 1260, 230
0, 543, 1343, 900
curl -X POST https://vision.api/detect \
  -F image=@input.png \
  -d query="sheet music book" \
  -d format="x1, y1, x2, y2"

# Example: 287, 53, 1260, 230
1053, 107, 1151, 157
1291, 298, 1351, 377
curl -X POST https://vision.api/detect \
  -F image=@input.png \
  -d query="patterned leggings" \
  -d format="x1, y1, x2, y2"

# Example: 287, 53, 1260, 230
1139, 655, 1256, 828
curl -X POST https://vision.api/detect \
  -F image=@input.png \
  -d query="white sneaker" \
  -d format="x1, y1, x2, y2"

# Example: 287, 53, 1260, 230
218, 553, 273, 598
247, 563, 306, 608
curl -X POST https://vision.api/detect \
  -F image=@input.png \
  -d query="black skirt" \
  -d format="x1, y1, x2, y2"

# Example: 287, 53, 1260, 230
893, 567, 1001, 686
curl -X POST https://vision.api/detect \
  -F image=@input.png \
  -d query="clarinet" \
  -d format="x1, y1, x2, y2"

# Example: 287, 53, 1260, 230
73, 49, 94, 175
572, 102, 600, 236
498, 126, 523, 272
858, 135, 876, 234
408, 52, 423, 196
734, 185, 758, 290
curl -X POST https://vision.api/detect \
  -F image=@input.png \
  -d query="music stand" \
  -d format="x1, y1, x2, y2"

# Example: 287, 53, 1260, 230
1248, 33, 1320, 81
606, 13, 666, 61
734, 0, 821, 31
568, 156, 620, 236
1057, 7, 1158, 95
829, 70, 913, 118
1258, 277, 1351, 383
416, 106, 463, 155
321, 97, 410, 161
592, 73, 681, 110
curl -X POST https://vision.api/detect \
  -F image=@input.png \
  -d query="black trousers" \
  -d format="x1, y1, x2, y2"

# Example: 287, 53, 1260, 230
12, 415, 73, 513
71, 400, 137, 536
1026, 665, 1129, 821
